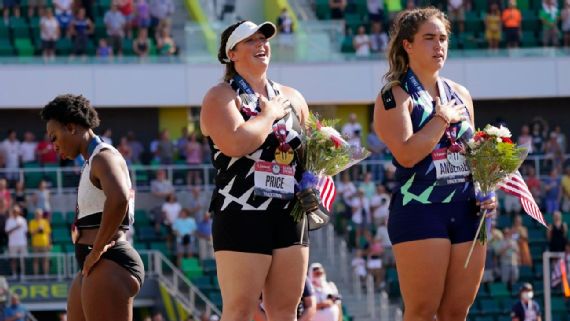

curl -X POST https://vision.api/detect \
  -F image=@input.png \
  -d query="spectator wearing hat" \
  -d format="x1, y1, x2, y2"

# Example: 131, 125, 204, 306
511, 283, 541, 321
309, 263, 342, 321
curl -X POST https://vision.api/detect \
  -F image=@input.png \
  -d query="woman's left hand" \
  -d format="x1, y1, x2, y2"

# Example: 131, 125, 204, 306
81, 241, 115, 277
478, 196, 498, 218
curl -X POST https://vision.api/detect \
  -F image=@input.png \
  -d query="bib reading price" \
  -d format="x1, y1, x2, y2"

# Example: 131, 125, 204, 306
254, 161, 295, 199
431, 148, 470, 185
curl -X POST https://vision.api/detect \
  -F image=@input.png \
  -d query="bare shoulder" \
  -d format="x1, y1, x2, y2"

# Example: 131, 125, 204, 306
274, 82, 308, 118
375, 85, 411, 110
203, 82, 236, 104
442, 78, 472, 100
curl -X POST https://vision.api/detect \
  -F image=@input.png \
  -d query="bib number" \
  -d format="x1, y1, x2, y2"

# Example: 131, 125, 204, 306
432, 148, 470, 185
254, 161, 295, 199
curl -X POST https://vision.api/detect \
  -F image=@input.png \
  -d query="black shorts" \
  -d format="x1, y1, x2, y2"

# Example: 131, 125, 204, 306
212, 209, 309, 255
75, 241, 145, 286
505, 27, 520, 43
388, 192, 479, 245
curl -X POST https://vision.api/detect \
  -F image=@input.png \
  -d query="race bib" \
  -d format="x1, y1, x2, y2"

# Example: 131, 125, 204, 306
254, 161, 295, 199
431, 148, 470, 185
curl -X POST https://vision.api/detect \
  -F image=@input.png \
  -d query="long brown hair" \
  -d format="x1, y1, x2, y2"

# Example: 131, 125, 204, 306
382, 7, 450, 93
218, 20, 247, 82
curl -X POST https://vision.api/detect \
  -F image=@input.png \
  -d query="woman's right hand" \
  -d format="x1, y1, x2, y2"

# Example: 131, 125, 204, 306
435, 98, 467, 124
258, 95, 289, 121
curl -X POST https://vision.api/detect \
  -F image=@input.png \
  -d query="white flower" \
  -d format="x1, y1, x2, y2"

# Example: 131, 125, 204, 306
320, 126, 346, 142
467, 139, 479, 149
484, 125, 501, 137
496, 137, 502, 143
497, 125, 512, 138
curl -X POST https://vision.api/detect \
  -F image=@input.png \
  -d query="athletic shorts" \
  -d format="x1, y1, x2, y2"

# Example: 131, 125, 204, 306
75, 241, 144, 286
212, 210, 309, 255
388, 192, 479, 245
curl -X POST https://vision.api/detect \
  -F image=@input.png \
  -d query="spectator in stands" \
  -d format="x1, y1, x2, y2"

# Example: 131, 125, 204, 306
31, 180, 51, 217
540, 0, 560, 47
19, 132, 37, 165
3, 294, 27, 321
544, 132, 564, 170
554, 125, 566, 153
156, 28, 176, 56
366, 125, 386, 181
351, 249, 367, 286
185, 133, 203, 185
117, 137, 133, 165
484, 224, 502, 283
510, 283, 542, 321
172, 208, 197, 267
101, 128, 113, 145
186, 185, 207, 220
309, 263, 342, 321
562, 166, 570, 212
385, 0, 402, 24
448, 0, 466, 33
53, 0, 73, 32
0, 179, 11, 209
485, 3, 502, 50
329, 0, 347, 20
27, 0, 44, 18
40, 8, 60, 61
547, 210, 567, 252
104, 3, 127, 56
5, 205, 27, 276
155, 129, 174, 164
374, 7, 499, 321
58, 312, 67, 321
0, 275, 8, 320
517, 124, 532, 152
12, 181, 26, 218
369, 22, 389, 54
1, 130, 21, 184
497, 227, 520, 286
117, 0, 135, 39
376, 216, 393, 267
2, 0, 20, 24
96, 38, 114, 58
176, 127, 189, 160
367, 0, 385, 23
370, 184, 390, 226
297, 278, 316, 321
276, 8, 294, 48
353, 25, 371, 57
503, 189, 522, 215
0, 198, 8, 254
151, 169, 174, 200
133, 28, 151, 57
531, 122, 545, 155
544, 168, 562, 213
512, 215, 532, 267
525, 166, 542, 202
360, 172, 375, 199
366, 230, 384, 291
341, 113, 362, 140
337, 170, 356, 219
195, 211, 213, 260
37, 133, 58, 165
29, 208, 51, 275
502, 0, 522, 48
151, 311, 165, 321
161, 192, 181, 229
134, 0, 151, 32
351, 187, 370, 242
563, 0, 570, 47
68, 8, 94, 58
149, 0, 174, 38
126, 131, 144, 163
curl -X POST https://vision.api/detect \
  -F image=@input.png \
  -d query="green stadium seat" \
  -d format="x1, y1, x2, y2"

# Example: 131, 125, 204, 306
465, 12, 484, 34
10, 17, 30, 38
517, 0, 530, 10
488, 282, 510, 298
56, 38, 73, 55
519, 266, 533, 281
14, 38, 35, 57
50, 211, 67, 227
0, 39, 14, 56
52, 227, 71, 244
522, 10, 540, 32
149, 241, 170, 257
472, 0, 488, 12
480, 298, 502, 315
122, 38, 134, 56
202, 258, 217, 275
496, 215, 511, 229
315, 0, 331, 20
207, 292, 222, 309
551, 296, 567, 313
341, 35, 355, 53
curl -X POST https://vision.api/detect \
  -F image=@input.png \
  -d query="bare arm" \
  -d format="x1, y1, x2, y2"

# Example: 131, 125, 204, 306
373, 86, 466, 168
90, 150, 131, 253
200, 83, 289, 157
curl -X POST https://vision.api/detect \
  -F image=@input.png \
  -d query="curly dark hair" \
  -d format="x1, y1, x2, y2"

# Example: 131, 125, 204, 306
40, 94, 100, 129
218, 20, 247, 82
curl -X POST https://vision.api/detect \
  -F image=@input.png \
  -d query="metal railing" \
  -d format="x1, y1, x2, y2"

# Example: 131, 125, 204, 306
543, 251, 566, 321
0, 250, 221, 319
1, 153, 565, 195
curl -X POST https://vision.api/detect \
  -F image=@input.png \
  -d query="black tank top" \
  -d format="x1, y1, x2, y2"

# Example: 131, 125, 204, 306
208, 79, 304, 214
549, 223, 567, 252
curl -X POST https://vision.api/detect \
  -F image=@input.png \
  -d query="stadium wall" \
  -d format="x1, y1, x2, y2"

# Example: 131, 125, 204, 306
0, 55, 569, 108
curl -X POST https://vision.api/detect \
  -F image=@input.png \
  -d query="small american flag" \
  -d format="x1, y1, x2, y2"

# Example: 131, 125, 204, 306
497, 171, 547, 227
316, 175, 336, 212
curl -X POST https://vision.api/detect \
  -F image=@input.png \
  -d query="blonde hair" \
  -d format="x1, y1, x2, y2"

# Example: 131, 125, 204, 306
382, 7, 450, 93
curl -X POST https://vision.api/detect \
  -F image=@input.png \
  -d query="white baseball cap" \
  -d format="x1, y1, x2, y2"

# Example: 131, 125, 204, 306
224, 21, 277, 62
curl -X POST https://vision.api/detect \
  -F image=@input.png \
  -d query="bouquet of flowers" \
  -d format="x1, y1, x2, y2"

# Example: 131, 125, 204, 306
291, 112, 370, 226
463, 124, 528, 267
